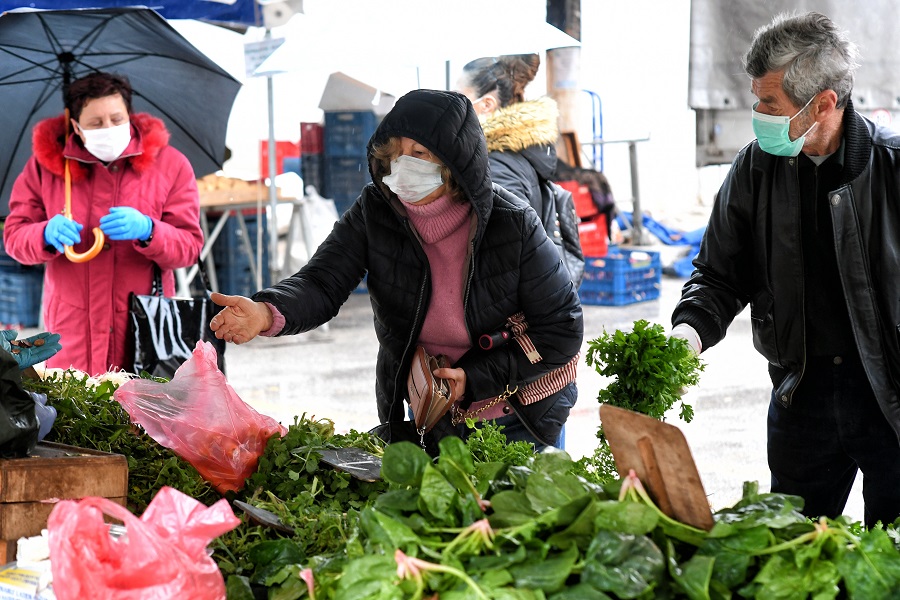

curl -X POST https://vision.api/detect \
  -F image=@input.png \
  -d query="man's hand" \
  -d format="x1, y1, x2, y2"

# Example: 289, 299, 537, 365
670, 323, 702, 355
209, 292, 273, 344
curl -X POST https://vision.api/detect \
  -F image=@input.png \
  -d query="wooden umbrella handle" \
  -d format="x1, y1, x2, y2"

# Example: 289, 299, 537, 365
62, 110, 104, 263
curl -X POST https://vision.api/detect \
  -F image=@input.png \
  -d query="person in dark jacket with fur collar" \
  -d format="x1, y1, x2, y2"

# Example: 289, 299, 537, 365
672, 12, 900, 528
456, 54, 584, 288
210, 89, 583, 450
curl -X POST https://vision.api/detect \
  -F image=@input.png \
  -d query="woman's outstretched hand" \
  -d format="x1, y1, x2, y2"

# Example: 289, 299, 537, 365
209, 292, 274, 345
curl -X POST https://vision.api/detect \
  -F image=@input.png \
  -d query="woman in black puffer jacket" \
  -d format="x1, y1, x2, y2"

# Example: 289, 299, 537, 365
456, 54, 584, 288
209, 89, 583, 450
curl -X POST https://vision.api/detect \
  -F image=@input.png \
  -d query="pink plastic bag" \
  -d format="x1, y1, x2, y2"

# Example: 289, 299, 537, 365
115, 340, 287, 493
48, 486, 241, 600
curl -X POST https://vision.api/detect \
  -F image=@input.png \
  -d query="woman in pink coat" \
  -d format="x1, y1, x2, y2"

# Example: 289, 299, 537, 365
3, 72, 204, 375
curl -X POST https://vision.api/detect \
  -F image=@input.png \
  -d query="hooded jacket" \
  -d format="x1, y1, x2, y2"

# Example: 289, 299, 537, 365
482, 96, 560, 211
672, 102, 900, 437
4, 113, 203, 375
253, 90, 583, 423
481, 96, 584, 287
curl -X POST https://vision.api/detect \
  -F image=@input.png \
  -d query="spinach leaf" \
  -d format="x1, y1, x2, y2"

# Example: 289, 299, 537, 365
582, 529, 665, 598
509, 544, 580, 592
381, 442, 430, 487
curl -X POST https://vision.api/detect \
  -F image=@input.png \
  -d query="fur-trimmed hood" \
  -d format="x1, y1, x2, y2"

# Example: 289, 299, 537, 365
481, 96, 559, 153
31, 113, 171, 182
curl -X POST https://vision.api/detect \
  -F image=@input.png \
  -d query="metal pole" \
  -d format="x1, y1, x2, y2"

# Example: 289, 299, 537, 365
628, 141, 643, 245
266, 42, 278, 290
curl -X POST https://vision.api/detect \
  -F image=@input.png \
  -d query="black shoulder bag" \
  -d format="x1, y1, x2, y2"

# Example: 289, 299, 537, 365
128, 260, 226, 379
540, 178, 585, 289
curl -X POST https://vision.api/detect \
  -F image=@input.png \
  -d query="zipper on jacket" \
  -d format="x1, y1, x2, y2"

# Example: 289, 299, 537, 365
391, 219, 430, 421
781, 157, 806, 407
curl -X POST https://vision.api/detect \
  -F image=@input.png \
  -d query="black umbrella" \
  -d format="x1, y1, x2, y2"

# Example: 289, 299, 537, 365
0, 7, 242, 213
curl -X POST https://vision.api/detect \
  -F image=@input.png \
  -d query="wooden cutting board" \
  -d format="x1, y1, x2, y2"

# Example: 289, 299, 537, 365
599, 404, 714, 530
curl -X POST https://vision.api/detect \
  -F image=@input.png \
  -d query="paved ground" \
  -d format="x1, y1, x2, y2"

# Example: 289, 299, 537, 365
218, 251, 865, 522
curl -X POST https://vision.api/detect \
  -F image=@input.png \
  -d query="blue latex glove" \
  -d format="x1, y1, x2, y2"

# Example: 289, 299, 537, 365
0, 330, 62, 369
44, 214, 83, 253
99, 206, 153, 241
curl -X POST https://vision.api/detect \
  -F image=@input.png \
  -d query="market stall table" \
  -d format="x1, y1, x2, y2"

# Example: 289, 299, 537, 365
177, 176, 298, 297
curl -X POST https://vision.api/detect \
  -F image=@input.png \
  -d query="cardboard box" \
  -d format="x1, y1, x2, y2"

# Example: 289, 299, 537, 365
318, 72, 395, 116
0, 443, 128, 564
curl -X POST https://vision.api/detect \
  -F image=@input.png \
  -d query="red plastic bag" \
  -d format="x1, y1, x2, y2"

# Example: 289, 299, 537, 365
48, 486, 241, 600
115, 340, 287, 493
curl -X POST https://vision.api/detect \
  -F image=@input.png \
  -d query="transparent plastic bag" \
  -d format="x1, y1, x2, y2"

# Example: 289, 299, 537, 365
114, 340, 287, 493
48, 486, 240, 600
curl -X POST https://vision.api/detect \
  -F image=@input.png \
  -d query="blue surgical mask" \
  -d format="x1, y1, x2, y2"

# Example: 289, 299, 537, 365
751, 96, 817, 157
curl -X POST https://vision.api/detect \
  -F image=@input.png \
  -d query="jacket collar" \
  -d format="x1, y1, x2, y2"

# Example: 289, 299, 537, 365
32, 112, 171, 183
481, 96, 559, 153
839, 99, 872, 185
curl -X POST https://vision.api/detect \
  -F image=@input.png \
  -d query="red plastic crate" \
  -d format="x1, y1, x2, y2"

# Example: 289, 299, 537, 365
259, 140, 301, 179
578, 214, 608, 257
557, 179, 598, 219
300, 122, 324, 154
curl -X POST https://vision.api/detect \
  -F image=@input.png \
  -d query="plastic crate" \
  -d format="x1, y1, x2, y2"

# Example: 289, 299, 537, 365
0, 267, 43, 327
558, 179, 598, 219
324, 155, 369, 210
259, 140, 301, 179
578, 247, 661, 306
301, 153, 325, 195
324, 111, 377, 157
207, 212, 270, 297
300, 122, 324, 154
578, 214, 608, 257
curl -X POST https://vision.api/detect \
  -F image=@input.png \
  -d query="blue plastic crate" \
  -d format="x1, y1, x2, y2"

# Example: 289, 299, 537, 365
324, 111, 377, 157
324, 155, 369, 210
301, 153, 325, 195
578, 247, 661, 306
207, 212, 270, 297
0, 267, 43, 327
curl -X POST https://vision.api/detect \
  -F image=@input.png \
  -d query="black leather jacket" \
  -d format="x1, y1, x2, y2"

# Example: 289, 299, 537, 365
673, 102, 900, 437
254, 90, 583, 424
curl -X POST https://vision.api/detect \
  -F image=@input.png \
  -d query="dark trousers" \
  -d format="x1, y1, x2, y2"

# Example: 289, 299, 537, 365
767, 355, 900, 528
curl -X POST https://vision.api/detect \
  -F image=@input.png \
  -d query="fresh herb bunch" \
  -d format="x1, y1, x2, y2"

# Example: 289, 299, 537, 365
24, 370, 220, 511
585, 318, 703, 422
575, 319, 705, 487
463, 418, 535, 466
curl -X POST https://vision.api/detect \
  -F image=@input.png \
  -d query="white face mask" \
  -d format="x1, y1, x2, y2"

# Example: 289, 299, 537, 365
79, 122, 131, 162
381, 155, 444, 203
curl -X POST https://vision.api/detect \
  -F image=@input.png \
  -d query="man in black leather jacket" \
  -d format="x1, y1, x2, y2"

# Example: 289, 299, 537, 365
672, 12, 900, 528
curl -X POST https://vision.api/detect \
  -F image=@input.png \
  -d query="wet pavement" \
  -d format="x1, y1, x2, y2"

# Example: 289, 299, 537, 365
218, 255, 864, 522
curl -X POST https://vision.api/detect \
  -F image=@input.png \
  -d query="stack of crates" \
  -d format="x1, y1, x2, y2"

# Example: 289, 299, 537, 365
0, 222, 43, 328
578, 247, 661, 306
323, 111, 376, 215
559, 179, 609, 258
207, 211, 270, 297
300, 122, 325, 195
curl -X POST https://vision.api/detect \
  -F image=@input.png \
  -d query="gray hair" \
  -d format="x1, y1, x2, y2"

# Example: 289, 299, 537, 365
742, 12, 859, 109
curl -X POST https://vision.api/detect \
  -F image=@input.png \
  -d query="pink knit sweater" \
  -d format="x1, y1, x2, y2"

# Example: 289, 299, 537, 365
407, 195, 507, 420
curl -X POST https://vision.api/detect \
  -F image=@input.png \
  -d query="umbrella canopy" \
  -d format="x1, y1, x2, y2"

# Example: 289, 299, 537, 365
0, 0, 260, 29
0, 7, 242, 213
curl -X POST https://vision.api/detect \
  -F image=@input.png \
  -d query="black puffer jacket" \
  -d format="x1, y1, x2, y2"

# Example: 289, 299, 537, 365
672, 101, 900, 437
483, 97, 584, 287
253, 90, 583, 423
